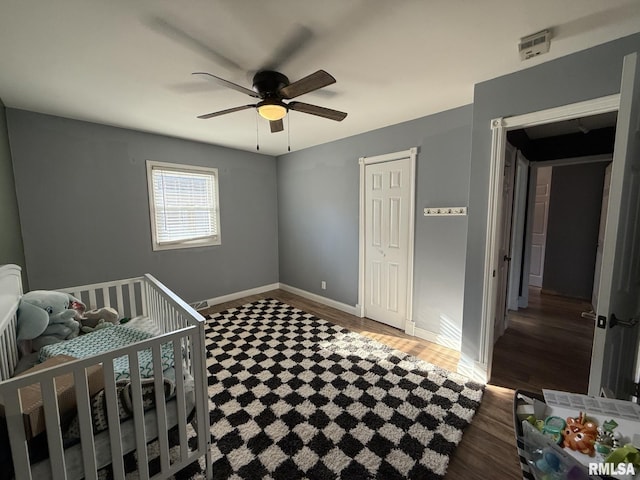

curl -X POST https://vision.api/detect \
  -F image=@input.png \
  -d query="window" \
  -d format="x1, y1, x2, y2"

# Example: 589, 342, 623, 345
146, 160, 221, 251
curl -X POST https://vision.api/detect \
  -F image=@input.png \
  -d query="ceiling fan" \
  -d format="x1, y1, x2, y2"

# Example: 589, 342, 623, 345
193, 69, 348, 133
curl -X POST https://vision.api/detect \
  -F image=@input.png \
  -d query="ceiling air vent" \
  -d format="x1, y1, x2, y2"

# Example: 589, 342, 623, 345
519, 30, 551, 61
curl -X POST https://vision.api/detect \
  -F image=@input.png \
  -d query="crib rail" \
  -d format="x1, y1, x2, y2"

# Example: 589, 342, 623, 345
0, 272, 212, 480
60, 276, 147, 321
0, 265, 22, 382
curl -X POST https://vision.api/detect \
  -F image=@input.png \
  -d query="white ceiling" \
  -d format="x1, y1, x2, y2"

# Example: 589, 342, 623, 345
1, 0, 639, 156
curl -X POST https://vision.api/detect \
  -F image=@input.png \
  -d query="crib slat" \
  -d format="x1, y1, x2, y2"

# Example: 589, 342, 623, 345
152, 344, 170, 474
74, 367, 98, 480
128, 283, 138, 317
191, 328, 209, 473
101, 287, 110, 307
116, 286, 124, 318
41, 377, 67, 480
173, 338, 188, 463
166, 305, 172, 332
138, 281, 150, 316
8, 320, 18, 377
103, 361, 126, 480
0, 336, 9, 379
87, 289, 97, 310
172, 309, 178, 332
155, 292, 162, 331
129, 350, 149, 479
4, 389, 32, 480
149, 287, 158, 329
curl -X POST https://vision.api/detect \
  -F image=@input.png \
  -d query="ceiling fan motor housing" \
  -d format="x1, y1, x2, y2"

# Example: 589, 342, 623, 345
252, 71, 289, 97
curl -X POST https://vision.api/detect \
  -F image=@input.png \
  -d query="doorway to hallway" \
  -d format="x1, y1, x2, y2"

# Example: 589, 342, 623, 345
490, 286, 594, 393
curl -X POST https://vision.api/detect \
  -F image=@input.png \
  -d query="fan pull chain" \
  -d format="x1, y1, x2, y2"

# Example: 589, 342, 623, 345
255, 111, 260, 151
287, 115, 291, 152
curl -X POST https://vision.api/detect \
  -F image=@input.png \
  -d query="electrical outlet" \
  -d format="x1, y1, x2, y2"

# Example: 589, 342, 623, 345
190, 300, 208, 310
321, 281, 326, 290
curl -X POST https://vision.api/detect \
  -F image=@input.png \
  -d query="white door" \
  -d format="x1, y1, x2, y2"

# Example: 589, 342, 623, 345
364, 157, 412, 329
588, 52, 640, 399
494, 143, 517, 341
519, 164, 538, 309
529, 166, 552, 287
591, 163, 612, 312
507, 151, 530, 311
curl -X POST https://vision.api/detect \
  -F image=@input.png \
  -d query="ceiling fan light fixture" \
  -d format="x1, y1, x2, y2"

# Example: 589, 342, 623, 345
257, 102, 287, 121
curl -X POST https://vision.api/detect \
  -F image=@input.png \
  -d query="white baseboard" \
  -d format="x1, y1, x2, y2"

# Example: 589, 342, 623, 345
457, 353, 488, 384
279, 283, 360, 316
194, 283, 280, 309
193, 282, 359, 316
413, 325, 462, 352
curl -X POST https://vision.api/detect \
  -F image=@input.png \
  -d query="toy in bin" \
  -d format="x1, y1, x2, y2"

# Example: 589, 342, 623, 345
594, 419, 621, 457
535, 448, 591, 480
522, 421, 591, 480
562, 412, 598, 456
542, 416, 566, 444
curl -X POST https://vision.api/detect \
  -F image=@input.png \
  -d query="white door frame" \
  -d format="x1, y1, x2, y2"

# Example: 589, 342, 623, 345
358, 147, 417, 334
476, 95, 620, 382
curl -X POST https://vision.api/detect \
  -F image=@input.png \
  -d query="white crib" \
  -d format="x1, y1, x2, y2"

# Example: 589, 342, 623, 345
0, 264, 212, 480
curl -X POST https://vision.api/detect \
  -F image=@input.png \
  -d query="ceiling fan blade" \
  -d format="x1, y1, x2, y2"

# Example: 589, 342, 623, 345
279, 70, 336, 99
145, 17, 244, 73
192, 72, 260, 98
270, 119, 284, 133
197, 104, 256, 119
261, 24, 314, 71
288, 102, 347, 122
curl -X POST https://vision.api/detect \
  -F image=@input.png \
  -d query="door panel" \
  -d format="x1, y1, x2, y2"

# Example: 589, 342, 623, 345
389, 197, 401, 248
372, 199, 382, 246
589, 52, 640, 399
364, 158, 411, 329
529, 166, 552, 287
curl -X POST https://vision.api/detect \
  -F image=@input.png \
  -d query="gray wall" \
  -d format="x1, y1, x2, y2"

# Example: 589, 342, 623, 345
462, 32, 640, 365
278, 105, 472, 337
0, 99, 28, 288
6, 109, 278, 303
542, 162, 607, 300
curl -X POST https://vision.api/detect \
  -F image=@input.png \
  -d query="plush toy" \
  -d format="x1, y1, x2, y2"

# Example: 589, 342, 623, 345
17, 290, 85, 353
80, 307, 119, 333
563, 414, 598, 456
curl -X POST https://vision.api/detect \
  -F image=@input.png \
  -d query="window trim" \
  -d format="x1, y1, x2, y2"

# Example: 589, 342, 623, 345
146, 160, 221, 251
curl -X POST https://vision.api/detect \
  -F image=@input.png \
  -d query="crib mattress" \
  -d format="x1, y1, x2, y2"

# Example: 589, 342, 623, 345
39, 326, 175, 380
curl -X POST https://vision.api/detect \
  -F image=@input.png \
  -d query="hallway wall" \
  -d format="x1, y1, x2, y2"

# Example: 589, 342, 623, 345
543, 162, 608, 299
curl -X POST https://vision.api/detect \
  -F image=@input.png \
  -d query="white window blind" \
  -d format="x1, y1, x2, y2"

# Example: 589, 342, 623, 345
147, 161, 221, 250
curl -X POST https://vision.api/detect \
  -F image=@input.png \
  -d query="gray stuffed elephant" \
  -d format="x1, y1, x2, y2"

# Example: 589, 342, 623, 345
17, 290, 85, 352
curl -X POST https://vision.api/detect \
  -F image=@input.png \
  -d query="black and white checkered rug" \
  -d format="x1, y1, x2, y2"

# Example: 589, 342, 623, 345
200, 299, 484, 480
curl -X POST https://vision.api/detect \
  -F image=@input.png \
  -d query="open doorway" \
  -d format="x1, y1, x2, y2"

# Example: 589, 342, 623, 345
489, 111, 617, 394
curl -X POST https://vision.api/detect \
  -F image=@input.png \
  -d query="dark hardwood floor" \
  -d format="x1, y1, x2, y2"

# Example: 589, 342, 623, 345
490, 287, 594, 394
199, 287, 594, 479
